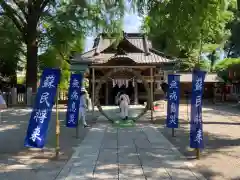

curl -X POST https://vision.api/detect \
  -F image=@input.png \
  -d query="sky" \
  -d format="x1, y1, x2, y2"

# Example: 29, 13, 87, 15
84, 12, 142, 52
84, 12, 225, 60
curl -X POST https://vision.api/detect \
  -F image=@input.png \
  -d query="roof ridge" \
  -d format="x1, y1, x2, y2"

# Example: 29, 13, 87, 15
98, 36, 145, 53
149, 48, 177, 60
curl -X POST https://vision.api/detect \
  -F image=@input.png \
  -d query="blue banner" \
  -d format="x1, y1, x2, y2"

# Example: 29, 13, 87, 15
166, 74, 180, 128
190, 70, 206, 149
24, 68, 61, 148
66, 73, 83, 128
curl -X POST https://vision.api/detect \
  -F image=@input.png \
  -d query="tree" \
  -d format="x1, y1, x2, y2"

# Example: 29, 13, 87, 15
0, 0, 58, 91
142, 0, 234, 70
38, 4, 85, 90
0, 0, 126, 92
214, 58, 240, 82
0, 16, 24, 85
224, 1, 240, 57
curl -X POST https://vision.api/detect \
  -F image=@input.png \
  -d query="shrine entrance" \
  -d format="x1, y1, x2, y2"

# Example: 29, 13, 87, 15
69, 32, 175, 123
90, 65, 155, 123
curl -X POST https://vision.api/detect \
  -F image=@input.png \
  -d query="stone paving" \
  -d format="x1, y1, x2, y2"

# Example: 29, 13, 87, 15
0, 108, 96, 180
1, 104, 240, 179
101, 105, 146, 121
56, 122, 207, 180
154, 102, 240, 180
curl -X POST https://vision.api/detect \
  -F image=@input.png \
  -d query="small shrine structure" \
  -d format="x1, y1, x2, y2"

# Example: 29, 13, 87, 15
69, 32, 176, 122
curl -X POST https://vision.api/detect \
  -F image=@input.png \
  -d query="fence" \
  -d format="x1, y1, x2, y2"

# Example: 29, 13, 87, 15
1, 88, 69, 107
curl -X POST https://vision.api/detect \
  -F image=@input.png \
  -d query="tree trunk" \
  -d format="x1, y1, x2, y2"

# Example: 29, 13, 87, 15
25, 14, 38, 93
10, 71, 17, 87
26, 38, 38, 92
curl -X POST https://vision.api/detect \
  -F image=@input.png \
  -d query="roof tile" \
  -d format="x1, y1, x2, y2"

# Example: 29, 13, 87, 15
73, 33, 173, 64
78, 52, 173, 64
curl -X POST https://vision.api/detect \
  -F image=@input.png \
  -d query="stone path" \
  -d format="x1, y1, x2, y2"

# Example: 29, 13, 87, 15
0, 109, 94, 180
56, 123, 207, 180
102, 105, 146, 120
154, 103, 240, 180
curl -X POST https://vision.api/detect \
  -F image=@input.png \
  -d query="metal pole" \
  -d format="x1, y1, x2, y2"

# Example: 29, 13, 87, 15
150, 68, 154, 122
55, 88, 60, 158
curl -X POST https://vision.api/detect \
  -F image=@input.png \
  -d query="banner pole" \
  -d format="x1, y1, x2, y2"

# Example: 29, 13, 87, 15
55, 88, 60, 158
196, 148, 200, 159
150, 67, 154, 122
76, 117, 79, 139
171, 128, 175, 137
187, 95, 189, 121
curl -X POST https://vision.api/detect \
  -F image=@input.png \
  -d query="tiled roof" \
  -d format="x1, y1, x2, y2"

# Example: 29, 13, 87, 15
79, 53, 172, 64
98, 38, 112, 52
176, 73, 224, 83
96, 36, 153, 53
73, 32, 174, 64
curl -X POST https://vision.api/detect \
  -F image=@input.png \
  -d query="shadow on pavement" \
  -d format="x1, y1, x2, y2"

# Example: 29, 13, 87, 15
1, 104, 239, 180
154, 104, 240, 180
0, 106, 147, 179
0, 109, 96, 179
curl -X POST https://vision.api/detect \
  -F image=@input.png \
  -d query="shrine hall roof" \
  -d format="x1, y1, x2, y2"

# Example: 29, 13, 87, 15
72, 32, 176, 65
175, 73, 224, 83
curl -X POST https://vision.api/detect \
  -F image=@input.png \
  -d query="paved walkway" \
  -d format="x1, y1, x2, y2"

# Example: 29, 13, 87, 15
56, 123, 206, 180
154, 103, 240, 180
0, 109, 95, 180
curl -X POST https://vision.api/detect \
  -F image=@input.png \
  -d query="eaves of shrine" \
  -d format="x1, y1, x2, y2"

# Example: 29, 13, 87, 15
69, 32, 177, 70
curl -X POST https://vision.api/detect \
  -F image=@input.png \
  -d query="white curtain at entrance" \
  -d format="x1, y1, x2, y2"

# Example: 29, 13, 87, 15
125, 80, 129, 88
112, 79, 132, 88
112, 79, 116, 87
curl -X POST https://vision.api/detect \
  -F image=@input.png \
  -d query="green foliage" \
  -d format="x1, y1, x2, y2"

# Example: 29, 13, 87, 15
214, 58, 240, 82
0, 0, 127, 89
178, 57, 210, 72
224, 1, 240, 57
37, 0, 128, 90
143, 0, 234, 70
0, 16, 25, 84
215, 58, 240, 71
17, 76, 25, 84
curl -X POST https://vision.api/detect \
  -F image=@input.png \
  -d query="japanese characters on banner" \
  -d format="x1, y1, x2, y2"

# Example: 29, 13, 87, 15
166, 74, 180, 128
190, 70, 206, 149
24, 68, 61, 148
66, 73, 83, 128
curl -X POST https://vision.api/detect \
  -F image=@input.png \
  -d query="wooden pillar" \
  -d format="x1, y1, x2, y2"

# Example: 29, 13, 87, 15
213, 83, 216, 104
134, 80, 138, 105
150, 68, 154, 122
105, 81, 109, 105
92, 68, 95, 113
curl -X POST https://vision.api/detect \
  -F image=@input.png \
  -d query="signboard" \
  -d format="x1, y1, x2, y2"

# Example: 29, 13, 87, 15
66, 73, 83, 127
24, 68, 61, 148
190, 70, 206, 149
166, 74, 180, 128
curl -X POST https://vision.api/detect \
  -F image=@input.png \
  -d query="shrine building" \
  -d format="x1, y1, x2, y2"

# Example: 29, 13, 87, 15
70, 32, 223, 105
